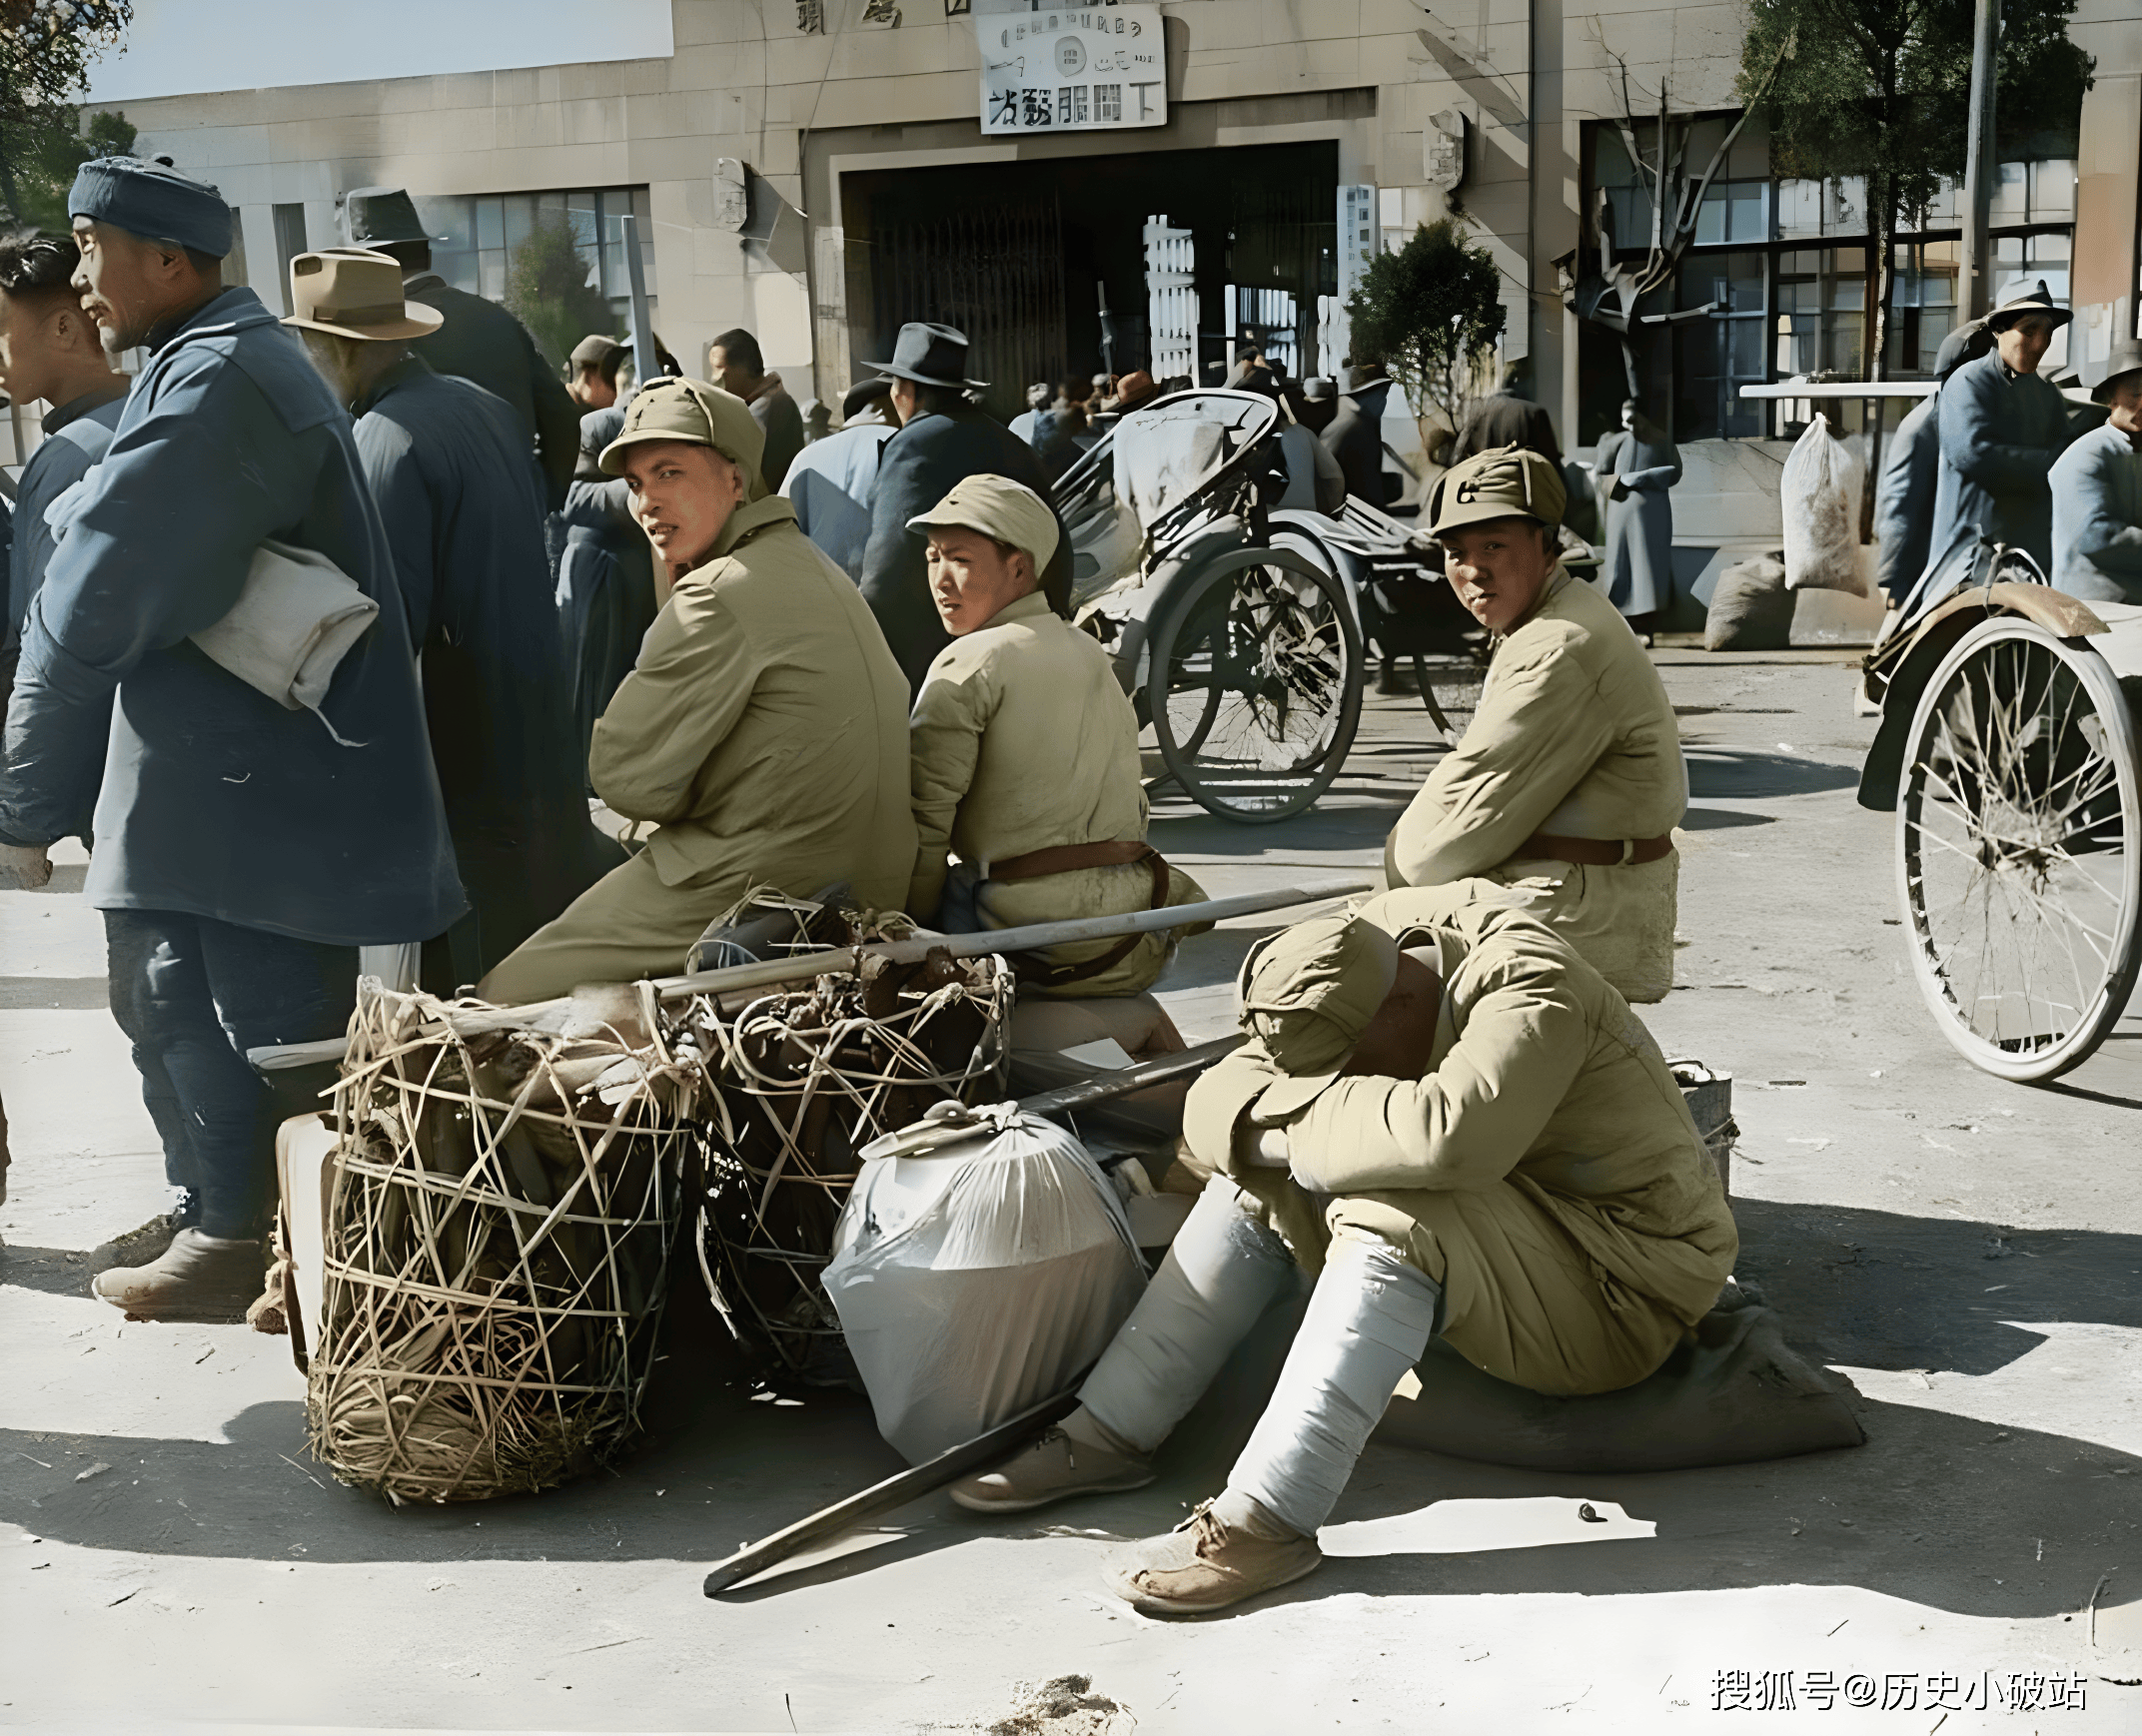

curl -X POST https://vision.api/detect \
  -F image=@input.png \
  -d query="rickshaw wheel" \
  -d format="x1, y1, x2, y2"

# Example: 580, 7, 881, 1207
1146, 555, 1364, 823
1896, 615, 2142, 1082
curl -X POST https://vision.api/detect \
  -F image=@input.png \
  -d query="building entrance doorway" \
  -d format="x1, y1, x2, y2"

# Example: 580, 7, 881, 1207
840, 140, 1337, 422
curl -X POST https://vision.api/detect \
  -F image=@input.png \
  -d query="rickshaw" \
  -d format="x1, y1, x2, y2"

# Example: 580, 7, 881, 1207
1858, 528, 2142, 1081
1054, 389, 1485, 822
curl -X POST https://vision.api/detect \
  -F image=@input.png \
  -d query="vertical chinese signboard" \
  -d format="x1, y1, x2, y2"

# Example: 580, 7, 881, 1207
975, 2, 1167, 136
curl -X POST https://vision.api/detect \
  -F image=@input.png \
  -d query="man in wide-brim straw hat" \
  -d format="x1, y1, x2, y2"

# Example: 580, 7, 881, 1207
855, 320, 1066, 694
0, 160, 461, 1318
478, 375, 915, 1005
949, 885, 1735, 1616
1930, 279, 2075, 571
339, 184, 580, 506
1382, 443, 1686, 1003
287, 248, 621, 988
2050, 335, 2142, 604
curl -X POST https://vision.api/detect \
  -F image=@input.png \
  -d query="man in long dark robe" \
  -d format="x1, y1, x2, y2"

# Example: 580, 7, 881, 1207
340, 186, 580, 509
0, 163, 462, 1317
856, 323, 1067, 694
1321, 365, 1393, 505
1449, 362, 1562, 468
289, 249, 622, 988
554, 401, 659, 767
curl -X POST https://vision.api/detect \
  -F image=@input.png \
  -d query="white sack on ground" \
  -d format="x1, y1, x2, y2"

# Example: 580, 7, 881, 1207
1781, 414, 1867, 593
824, 1108, 1147, 1464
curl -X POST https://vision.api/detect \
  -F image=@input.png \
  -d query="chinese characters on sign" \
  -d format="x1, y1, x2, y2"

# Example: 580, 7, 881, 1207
1710, 1669, 2087, 1713
974, 2, 1166, 136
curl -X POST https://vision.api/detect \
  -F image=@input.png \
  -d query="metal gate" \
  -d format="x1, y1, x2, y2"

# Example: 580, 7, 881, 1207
868, 198, 1066, 422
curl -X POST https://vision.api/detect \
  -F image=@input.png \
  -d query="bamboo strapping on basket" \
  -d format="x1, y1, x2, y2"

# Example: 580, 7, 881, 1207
682, 951, 1015, 1381
306, 983, 697, 1504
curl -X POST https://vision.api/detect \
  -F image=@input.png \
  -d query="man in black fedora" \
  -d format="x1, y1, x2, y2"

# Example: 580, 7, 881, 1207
339, 185, 580, 508
856, 321, 1067, 693
2051, 335, 2142, 604
1930, 281, 2073, 572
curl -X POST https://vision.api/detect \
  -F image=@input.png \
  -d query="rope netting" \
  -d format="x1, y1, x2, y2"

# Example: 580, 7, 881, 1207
307, 983, 695, 1504
680, 949, 1013, 1382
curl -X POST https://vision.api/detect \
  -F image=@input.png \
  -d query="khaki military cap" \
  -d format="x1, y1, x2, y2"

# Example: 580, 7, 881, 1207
599, 376, 766, 478
1426, 443, 1567, 537
1236, 912, 1399, 1119
907, 473, 1061, 574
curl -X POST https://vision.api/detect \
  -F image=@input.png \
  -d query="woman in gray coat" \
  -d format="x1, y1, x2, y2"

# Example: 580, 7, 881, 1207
1595, 400, 1681, 632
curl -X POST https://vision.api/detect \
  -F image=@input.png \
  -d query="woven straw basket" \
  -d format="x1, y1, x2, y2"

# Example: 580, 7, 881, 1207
306, 983, 695, 1504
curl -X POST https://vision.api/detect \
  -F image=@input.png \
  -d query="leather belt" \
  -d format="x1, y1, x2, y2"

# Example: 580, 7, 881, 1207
985, 840, 1173, 989
989, 838, 1157, 881
1520, 830, 1675, 867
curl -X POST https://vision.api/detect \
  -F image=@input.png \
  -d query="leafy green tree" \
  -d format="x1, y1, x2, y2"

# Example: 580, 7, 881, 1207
1737, 0, 2094, 382
1344, 217, 1507, 432
0, 1, 133, 225
506, 212, 616, 371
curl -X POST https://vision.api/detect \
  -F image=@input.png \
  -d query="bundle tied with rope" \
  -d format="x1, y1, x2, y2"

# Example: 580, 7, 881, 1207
306, 981, 696, 1504
675, 890, 1015, 1384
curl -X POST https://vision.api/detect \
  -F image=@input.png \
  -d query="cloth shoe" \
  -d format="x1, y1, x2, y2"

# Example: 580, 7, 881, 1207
948, 1424, 1155, 1514
1101, 1495, 1323, 1616
90, 1193, 202, 1275
91, 1227, 262, 1320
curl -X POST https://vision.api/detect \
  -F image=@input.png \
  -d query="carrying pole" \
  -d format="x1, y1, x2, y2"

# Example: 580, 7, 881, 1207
619, 213, 656, 385
246, 877, 1374, 1072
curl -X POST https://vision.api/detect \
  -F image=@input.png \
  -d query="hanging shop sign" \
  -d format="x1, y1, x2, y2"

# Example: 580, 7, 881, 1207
975, 3, 1167, 136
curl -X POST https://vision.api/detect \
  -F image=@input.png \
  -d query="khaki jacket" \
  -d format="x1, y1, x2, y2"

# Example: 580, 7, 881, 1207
590, 496, 915, 913
908, 591, 1205, 995
1185, 885, 1735, 1394
1385, 568, 1685, 1002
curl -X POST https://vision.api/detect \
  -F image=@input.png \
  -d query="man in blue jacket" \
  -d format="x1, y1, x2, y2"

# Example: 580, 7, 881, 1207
0, 232, 130, 831
1930, 283, 2073, 573
1873, 322, 1990, 602
2050, 338, 2142, 604
0, 159, 463, 1318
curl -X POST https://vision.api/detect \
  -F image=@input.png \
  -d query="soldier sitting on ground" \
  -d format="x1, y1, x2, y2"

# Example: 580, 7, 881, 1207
951, 886, 1736, 1616
903, 475, 1208, 1006
1385, 444, 1685, 1002
477, 378, 915, 1006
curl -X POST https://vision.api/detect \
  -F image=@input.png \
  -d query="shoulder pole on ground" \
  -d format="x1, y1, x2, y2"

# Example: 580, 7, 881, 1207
246, 876, 1373, 1073
697, 1036, 1245, 1596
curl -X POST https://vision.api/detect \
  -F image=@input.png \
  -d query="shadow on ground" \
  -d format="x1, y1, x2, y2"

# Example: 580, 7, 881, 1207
1685, 747, 1860, 800
3, 1204, 2134, 1628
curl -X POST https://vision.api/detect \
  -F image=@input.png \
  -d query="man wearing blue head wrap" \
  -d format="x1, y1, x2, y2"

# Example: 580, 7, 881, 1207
0, 157, 464, 1318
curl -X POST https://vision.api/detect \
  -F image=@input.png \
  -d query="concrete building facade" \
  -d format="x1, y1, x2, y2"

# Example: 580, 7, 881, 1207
87, 0, 2142, 608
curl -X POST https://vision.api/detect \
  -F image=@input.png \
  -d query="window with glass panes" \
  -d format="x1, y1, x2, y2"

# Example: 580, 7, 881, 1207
1580, 115, 2076, 443
409, 187, 655, 327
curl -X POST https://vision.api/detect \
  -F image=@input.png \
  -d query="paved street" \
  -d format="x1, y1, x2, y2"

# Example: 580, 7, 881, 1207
2, 647, 2138, 1733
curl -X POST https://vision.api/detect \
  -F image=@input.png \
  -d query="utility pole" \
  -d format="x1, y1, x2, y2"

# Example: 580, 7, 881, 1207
1959, 0, 2000, 320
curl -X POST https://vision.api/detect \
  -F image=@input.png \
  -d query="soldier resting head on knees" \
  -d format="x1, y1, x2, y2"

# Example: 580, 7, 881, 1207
951, 884, 1736, 1616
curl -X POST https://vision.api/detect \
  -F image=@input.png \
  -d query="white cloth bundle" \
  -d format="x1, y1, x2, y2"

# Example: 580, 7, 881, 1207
189, 540, 379, 743
1781, 414, 1867, 593
824, 1106, 1148, 1464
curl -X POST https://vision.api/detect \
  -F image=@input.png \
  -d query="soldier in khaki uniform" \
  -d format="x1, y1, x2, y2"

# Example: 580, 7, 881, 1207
905, 474, 1207, 998
952, 884, 1736, 1615
479, 380, 915, 1005
1386, 446, 1685, 1002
